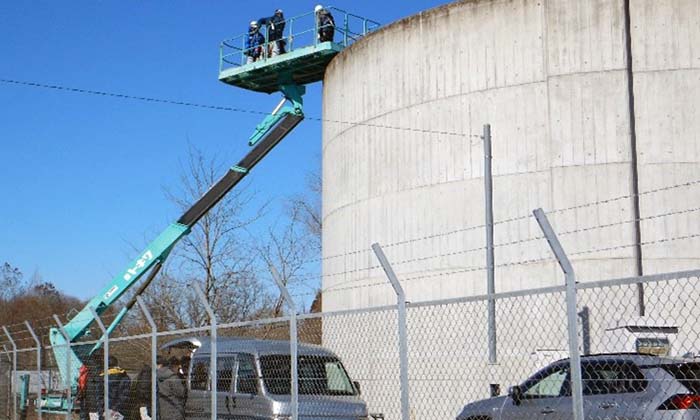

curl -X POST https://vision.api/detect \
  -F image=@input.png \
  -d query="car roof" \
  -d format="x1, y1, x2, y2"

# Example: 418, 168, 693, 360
193, 337, 338, 358
554, 353, 685, 367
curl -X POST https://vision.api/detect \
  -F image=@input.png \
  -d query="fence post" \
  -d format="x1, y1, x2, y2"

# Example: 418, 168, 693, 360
52, 315, 73, 420
193, 283, 217, 420
269, 265, 299, 420
1, 345, 9, 420
533, 208, 584, 420
24, 322, 42, 420
483, 123, 497, 364
2, 326, 17, 420
372, 243, 410, 420
88, 307, 109, 418
136, 297, 158, 420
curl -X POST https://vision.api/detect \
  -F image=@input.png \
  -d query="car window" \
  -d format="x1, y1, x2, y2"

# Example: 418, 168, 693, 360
236, 353, 258, 394
523, 366, 569, 398
216, 357, 236, 393
581, 361, 647, 395
260, 355, 357, 396
190, 358, 209, 391
661, 363, 700, 393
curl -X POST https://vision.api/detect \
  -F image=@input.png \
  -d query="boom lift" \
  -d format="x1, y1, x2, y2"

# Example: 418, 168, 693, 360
36, 7, 379, 414
44, 99, 302, 413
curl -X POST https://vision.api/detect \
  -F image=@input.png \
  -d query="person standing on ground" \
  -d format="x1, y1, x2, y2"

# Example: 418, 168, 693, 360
258, 9, 286, 56
315, 5, 335, 42
131, 364, 153, 420
157, 356, 186, 420
81, 351, 103, 420
101, 356, 131, 420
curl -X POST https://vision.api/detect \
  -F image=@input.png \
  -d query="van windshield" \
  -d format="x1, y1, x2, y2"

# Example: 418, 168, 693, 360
260, 355, 357, 396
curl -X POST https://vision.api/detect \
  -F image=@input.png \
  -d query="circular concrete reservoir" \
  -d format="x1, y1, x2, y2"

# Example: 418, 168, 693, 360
319, 1, 699, 418
321, 0, 700, 311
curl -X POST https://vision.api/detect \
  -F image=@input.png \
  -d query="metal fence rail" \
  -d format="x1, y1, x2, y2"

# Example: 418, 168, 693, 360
219, 6, 381, 71
3, 267, 700, 420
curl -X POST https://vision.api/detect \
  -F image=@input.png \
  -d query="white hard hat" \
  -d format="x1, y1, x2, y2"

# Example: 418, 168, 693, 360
250, 20, 258, 27
314, 5, 324, 13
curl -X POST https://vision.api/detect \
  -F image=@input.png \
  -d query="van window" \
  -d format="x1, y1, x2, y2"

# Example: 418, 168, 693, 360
217, 357, 236, 393
236, 353, 258, 394
191, 358, 209, 391
260, 355, 356, 396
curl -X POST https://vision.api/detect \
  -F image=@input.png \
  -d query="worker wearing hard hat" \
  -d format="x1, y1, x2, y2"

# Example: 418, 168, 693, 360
244, 20, 265, 64
315, 5, 335, 43
258, 9, 286, 57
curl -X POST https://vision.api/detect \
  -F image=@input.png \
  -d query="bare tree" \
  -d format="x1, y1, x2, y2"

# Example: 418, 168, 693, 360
0, 262, 25, 301
149, 145, 273, 326
258, 205, 318, 317
289, 169, 322, 251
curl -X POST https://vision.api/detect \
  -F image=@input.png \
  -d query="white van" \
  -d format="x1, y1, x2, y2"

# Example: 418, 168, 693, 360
163, 337, 372, 420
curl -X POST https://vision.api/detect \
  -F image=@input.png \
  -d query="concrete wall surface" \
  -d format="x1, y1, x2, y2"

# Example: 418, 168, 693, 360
321, 0, 700, 311
320, 2, 700, 416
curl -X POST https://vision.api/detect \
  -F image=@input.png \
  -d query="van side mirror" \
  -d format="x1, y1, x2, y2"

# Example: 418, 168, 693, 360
509, 385, 523, 406
353, 381, 362, 395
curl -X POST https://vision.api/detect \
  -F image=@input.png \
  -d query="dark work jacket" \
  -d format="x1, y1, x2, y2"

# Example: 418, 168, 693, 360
244, 29, 265, 57
127, 365, 152, 419
86, 367, 132, 419
157, 366, 186, 420
258, 14, 285, 41
317, 11, 335, 42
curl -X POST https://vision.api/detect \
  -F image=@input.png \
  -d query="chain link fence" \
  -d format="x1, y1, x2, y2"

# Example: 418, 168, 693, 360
2, 208, 700, 420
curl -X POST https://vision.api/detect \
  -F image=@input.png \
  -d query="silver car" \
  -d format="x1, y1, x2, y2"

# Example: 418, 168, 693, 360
183, 337, 372, 420
457, 354, 700, 420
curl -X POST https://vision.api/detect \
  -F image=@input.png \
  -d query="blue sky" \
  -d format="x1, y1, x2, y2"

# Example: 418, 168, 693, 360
0, 1, 449, 301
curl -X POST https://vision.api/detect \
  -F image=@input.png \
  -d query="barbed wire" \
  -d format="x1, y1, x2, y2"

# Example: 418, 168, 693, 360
324, 231, 700, 295
308, 177, 700, 265
555, 206, 700, 237
571, 232, 700, 257
298, 205, 700, 292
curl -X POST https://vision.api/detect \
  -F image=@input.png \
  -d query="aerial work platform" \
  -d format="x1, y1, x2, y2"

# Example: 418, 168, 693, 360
218, 7, 380, 94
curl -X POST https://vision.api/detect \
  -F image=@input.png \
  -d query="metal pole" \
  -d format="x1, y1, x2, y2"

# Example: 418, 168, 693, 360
24, 322, 42, 420
314, 11, 319, 46
372, 243, 410, 420
137, 297, 158, 420
52, 316, 73, 420
343, 14, 348, 46
533, 208, 584, 420
483, 123, 497, 364
88, 307, 109, 418
289, 17, 294, 51
2, 327, 17, 420
270, 265, 299, 420
193, 283, 217, 420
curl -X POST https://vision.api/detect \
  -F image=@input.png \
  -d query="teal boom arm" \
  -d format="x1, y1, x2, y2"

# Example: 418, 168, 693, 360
47, 86, 305, 410
49, 223, 189, 398
249, 83, 305, 146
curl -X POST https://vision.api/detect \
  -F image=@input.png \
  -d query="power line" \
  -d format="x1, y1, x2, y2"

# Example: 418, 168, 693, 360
0, 77, 469, 137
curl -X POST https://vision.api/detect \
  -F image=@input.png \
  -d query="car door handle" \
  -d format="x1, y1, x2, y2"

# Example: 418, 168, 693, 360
600, 402, 618, 409
541, 407, 555, 414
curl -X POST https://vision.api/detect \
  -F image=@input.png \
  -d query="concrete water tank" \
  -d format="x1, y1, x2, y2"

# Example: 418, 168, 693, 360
320, 2, 699, 417
321, 0, 700, 311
